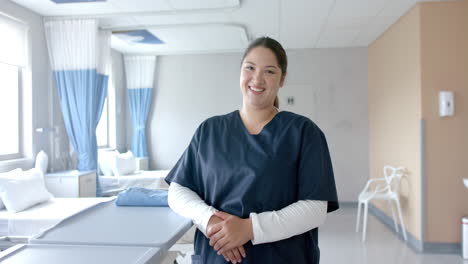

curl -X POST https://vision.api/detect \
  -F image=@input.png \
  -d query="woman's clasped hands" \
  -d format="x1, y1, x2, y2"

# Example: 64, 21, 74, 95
206, 211, 254, 263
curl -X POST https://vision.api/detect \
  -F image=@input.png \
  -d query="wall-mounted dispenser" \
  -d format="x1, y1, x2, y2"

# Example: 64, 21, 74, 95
439, 91, 454, 117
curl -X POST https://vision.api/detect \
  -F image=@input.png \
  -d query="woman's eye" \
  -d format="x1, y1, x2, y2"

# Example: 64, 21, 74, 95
245, 66, 254, 70
266, 70, 275, 74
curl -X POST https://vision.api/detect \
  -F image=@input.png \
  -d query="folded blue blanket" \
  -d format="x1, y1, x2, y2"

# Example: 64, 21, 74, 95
115, 187, 169, 207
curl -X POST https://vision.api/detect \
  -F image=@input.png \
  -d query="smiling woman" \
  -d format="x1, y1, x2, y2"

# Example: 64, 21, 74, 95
165, 37, 339, 264
238, 37, 287, 135
240, 37, 287, 111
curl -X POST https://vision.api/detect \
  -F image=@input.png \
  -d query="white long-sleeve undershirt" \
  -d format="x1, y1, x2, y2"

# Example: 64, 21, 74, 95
168, 182, 327, 245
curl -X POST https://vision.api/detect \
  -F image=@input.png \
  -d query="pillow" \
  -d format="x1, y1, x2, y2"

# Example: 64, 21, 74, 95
0, 168, 22, 210
113, 151, 137, 176
98, 150, 117, 176
0, 168, 53, 213
34, 150, 49, 175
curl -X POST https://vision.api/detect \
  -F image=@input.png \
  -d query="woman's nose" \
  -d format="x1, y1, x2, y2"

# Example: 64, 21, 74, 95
252, 71, 265, 83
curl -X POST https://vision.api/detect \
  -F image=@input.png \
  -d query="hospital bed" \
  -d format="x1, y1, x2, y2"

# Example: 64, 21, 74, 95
100, 170, 170, 196
29, 198, 192, 262
0, 243, 162, 264
0, 197, 112, 250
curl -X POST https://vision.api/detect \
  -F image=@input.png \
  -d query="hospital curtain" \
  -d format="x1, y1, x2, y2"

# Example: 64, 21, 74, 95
124, 56, 156, 158
44, 19, 111, 196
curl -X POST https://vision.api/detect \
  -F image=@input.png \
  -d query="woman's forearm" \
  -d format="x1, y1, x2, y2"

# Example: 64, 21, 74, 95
250, 200, 327, 245
168, 182, 216, 236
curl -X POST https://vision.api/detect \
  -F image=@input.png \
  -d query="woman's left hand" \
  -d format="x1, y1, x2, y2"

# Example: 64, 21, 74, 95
207, 211, 254, 254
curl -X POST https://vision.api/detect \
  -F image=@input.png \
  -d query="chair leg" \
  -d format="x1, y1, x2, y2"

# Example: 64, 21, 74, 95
395, 199, 407, 241
356, 202, 362, 232
388, 200, 399, 233
362, 202, 368, 242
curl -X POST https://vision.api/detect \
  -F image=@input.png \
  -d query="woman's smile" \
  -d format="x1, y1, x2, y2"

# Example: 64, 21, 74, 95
248, 85, 265, 94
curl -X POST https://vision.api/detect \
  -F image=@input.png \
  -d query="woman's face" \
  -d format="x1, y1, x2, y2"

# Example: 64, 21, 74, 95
240, 46, 285, 110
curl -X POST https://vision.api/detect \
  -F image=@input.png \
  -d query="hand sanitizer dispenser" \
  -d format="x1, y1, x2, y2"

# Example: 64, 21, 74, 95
439, 91, 454, 117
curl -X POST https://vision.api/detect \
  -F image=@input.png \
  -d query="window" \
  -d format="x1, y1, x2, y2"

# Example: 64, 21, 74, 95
0, 13, 27, 160
96, 98, 109, 148
0, 63, 20, 157
97, 72, 116, 149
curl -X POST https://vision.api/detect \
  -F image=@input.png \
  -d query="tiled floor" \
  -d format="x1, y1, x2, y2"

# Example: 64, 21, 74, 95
320, 206, 465, 264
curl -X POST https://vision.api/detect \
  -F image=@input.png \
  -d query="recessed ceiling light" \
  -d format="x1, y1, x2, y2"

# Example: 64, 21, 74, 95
113, 30, 164, 45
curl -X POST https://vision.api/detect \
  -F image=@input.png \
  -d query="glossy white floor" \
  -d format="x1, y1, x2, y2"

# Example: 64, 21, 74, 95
320, 206, 465, 264
163, 206, 466, 264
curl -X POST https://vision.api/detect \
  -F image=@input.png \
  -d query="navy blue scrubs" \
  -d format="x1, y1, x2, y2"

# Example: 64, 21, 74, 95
166, 110, 339, 264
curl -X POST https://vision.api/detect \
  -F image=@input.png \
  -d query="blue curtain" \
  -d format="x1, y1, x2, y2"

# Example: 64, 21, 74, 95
54, 69, 108, 196
128, 88, 152, 157
44, 19, 110, 197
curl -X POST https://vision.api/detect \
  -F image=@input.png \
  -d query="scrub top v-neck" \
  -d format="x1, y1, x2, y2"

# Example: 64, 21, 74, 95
166, 110, 339, 264
236, 109, 280, 136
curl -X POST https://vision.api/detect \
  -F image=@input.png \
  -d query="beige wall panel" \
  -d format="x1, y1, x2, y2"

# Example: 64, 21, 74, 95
420, 0, 468, 243
368, 6, 422, 240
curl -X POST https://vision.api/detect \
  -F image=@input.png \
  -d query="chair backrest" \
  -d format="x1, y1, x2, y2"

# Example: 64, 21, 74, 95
35, 150, 49, 175
383, 165, 406, 194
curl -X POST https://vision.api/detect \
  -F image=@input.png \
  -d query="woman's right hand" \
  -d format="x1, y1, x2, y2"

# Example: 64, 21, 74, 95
207, 215, 246, 263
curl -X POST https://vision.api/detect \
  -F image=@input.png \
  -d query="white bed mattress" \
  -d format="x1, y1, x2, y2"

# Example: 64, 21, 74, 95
99, 170, 170, 195
0, 197, 111, 237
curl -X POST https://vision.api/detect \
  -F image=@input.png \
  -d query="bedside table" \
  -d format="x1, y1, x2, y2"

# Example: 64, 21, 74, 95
135, 157, 149, 171
44, 170, 96, 197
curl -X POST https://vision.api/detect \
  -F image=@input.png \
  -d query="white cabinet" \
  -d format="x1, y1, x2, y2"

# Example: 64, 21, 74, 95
135, 157, 149, 171
44, 170, 96, 197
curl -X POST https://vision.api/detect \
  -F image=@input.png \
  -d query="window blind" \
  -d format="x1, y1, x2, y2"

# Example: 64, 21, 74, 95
0, 13, 27, 67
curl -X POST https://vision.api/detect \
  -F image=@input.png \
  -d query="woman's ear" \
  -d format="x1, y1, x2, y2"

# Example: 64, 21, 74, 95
279, 73, 287, 87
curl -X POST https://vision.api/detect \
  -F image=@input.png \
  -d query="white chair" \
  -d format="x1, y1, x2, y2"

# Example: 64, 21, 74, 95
34, 150, 49, 175
355, 165, 407, 242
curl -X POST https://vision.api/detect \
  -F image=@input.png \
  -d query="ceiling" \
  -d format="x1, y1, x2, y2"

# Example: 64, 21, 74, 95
8, 0, 454, 55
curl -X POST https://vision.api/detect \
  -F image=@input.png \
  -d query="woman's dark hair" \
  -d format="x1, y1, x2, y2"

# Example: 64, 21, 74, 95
241, 36, 287, 108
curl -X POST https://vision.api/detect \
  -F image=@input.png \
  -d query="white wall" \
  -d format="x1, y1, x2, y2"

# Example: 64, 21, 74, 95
283, 48, 369, 202
146, 48, 368, 202
0, 0, 53, 171
143, 53, 242, 169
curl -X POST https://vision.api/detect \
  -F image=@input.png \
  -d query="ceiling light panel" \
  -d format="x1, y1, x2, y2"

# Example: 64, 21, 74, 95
148, 25, 247, 51
10, 0, 239, 16
111, 24, 248, 55
114, 30, 164, 45
10, 0, 117, 16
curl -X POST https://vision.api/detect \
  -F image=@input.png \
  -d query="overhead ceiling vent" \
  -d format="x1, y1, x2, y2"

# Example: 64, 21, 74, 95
113, 30, 164, 45
50, 0, 106, 3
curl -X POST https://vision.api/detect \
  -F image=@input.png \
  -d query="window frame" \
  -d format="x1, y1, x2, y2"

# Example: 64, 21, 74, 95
97, 97, 110, 149
0, 62, 23, 161
0, 12, 29, 162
